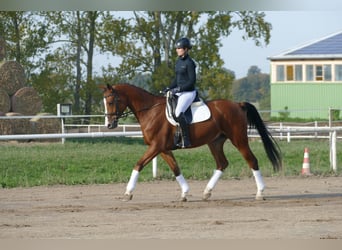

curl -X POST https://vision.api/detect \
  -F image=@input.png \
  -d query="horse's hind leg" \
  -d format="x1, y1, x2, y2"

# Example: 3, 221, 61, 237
160, 151, 189, 201
233, 139, 265, 200
203, 136, 228, 200
252, 169, 265, 200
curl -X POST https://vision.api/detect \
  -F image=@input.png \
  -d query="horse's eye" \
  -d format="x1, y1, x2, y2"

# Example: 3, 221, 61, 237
108, 102, 114, 106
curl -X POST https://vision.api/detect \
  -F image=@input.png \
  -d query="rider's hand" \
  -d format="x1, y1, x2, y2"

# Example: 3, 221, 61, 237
161, 87, 170, 94
171, 87, 180, 94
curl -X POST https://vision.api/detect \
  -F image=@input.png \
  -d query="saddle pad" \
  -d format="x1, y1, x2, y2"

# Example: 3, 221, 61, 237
166, 100, 211, 126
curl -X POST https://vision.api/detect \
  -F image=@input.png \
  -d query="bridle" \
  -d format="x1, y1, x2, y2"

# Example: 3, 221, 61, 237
104, 90, 165, 122
104, 91, 130, 121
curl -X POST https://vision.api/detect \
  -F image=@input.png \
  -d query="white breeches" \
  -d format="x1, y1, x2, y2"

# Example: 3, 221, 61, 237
175, 90, 197, 118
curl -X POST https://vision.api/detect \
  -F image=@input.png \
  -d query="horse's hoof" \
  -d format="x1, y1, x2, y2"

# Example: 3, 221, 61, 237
179, 193, 188, 202
122, 193, 133, 202
255, 191, 265, 201
180, 196, 187, 202
255, 195, 266, 201
202, 192, 211, 201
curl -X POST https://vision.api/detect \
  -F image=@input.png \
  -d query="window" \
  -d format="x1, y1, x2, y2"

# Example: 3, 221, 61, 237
276, 64, 303, 82
306, 65, 314, 81
324, 65, 332, 81
276, 63, 337, 82
315, 65, 323, 81
335, 65, 342, 81
306, 64, 331, 81
276, 65, 284, 81
286, 65, 294, 81
295, 65, 303, 81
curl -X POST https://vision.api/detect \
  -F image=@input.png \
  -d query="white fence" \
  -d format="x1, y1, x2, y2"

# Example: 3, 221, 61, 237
266, 124, 342, 172
0, 115, 340, 174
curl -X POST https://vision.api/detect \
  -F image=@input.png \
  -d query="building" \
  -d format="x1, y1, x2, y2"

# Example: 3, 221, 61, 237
269, 31, 342, 119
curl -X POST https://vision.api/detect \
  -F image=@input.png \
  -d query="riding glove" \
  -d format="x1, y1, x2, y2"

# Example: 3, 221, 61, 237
162, 87, 170, 94
171, 87, 181, 94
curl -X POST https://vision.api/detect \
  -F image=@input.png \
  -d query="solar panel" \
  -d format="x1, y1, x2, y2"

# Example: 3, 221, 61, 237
287, 32, 342, 55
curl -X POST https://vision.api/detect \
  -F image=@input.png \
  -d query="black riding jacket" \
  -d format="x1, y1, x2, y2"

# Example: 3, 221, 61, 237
169, 54, 196, 92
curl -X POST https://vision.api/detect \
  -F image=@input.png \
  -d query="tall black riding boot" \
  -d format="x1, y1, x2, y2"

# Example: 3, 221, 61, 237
177, 112, 191, 148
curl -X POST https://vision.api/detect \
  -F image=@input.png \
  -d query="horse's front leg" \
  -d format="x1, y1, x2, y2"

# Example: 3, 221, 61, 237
123, 146, 159, 201
123, 169, 139, 201
160, 151, 189, 201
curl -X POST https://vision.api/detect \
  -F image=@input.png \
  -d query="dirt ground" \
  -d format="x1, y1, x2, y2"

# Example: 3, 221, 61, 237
0, 176, 342, 239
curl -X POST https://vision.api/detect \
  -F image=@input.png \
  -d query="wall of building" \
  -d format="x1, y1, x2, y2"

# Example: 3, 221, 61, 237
270, 60, 342, 119
271, 82, 342, 119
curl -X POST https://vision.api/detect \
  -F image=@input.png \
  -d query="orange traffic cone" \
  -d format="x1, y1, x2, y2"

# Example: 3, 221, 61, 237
301, 148, 311, 175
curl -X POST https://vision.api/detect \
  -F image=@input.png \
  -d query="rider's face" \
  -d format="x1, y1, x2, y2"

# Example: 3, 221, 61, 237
176, 47, 187, 57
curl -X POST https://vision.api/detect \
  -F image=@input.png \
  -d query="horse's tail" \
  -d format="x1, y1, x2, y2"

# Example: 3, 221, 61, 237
240, 102, 282, 172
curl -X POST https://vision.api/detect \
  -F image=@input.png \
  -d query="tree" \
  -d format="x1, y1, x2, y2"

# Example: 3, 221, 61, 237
248, 65, 261, 76
1, 11, 272, 115
200, 68, 235, 100
83, 11, 98, 117
232, 65, 270, 109
0, 11, 50, 82
40, 11, 104, 117
100, 11, 272, 100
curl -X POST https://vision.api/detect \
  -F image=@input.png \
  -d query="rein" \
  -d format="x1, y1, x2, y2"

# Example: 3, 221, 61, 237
104, 91, 165, 120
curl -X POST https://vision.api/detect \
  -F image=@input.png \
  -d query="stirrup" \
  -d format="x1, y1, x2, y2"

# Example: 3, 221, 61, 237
179, 135, 191, 148
181, 139, 191, 148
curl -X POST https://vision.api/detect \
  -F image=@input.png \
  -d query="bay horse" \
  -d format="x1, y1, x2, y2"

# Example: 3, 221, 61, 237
101, 83, 282, 201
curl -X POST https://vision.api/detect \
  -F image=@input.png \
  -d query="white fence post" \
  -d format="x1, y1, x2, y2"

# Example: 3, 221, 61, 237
61, 117, 65, 144
330, 131, 337, 172
287, 126, 291, 143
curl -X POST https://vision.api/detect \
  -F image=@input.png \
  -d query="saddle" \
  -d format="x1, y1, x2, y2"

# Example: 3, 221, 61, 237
165, 91, 211, 126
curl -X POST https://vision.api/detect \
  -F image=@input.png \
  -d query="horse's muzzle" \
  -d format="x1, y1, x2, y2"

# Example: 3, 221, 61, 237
107, 120, 118, 129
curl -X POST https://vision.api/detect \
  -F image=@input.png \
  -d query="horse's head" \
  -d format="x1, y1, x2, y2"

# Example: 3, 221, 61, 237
101, 84, 126, 129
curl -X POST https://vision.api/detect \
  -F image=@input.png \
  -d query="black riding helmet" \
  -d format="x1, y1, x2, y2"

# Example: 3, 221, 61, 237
175, 37, 192, 50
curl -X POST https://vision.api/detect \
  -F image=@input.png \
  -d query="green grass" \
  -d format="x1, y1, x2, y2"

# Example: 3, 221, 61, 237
0, 137, 341, 188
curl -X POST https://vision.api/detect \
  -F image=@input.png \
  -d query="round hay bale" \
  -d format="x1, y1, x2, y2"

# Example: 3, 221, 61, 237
0, 112, 21, 135
0, 61, 25, 95
5, 112, 30, 135
0, 119, 14, 135
0, 36, 5, 61
30, 113, 61, 142
11, 87, 42, 115
0, 111, 13, 135
0, 88, 10, 113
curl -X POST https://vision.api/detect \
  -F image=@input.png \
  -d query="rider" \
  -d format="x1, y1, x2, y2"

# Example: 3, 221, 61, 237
167, 37, 197, 148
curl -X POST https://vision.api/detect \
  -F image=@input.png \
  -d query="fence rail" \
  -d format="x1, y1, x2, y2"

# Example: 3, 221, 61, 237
0, 115, 340, 173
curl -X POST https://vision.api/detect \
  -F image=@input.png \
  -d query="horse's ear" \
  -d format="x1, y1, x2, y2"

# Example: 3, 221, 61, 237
98, 84, 106, 92
106, 84, 112, 90
98, 84, 112, 92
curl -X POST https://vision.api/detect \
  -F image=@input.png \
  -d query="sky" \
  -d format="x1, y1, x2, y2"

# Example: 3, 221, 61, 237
222, 11, 342, 78
93, 11, 342, 79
